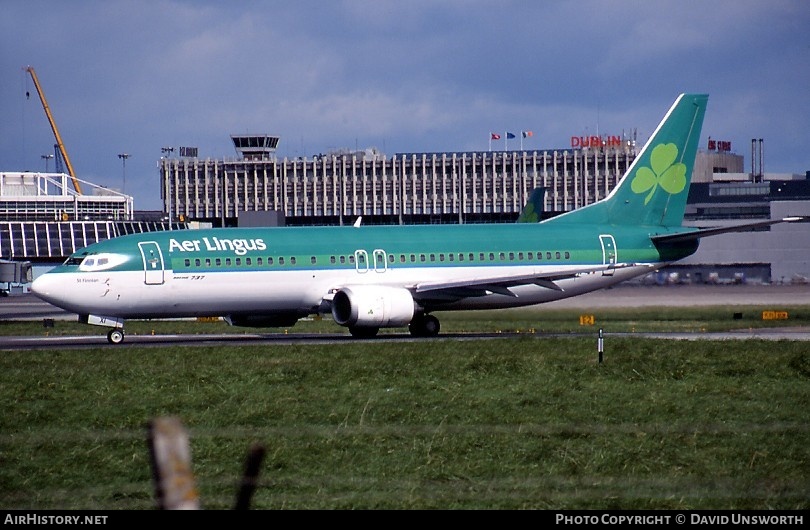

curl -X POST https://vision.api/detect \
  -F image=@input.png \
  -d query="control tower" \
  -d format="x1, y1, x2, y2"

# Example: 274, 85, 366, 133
230, 134, 280, 160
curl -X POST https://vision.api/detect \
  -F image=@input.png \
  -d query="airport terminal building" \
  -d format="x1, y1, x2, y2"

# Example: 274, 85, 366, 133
159, 135, 636, 227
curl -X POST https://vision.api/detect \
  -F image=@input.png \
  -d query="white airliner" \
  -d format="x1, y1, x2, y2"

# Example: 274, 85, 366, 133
31, 94, 803, 343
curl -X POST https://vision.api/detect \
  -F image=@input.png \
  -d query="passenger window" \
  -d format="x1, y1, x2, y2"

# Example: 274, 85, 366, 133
184, 259, 190, 267
291, 257, 296, 265
330, 256, 336, 264
279, 257, 285, 265
528, 252, 534, 260
236, 258, 242, 266
555, 252, 561, 259
311, 256, 317, 264
246, 258, 252, 266
499, 252, 506, 261
195, 258, 201, 267
257, 257, 263, 266
546, 252, 552, 260
509, 252, 515, 261
489, 253, 495, 261
226, 258, 232, 266
215, 258, 222, 266
267, 257, 273, 265
565, 251, 570, 259
340, 256, 346, 264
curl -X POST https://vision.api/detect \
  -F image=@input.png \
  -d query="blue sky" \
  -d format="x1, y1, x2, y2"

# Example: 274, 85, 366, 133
2, 0, 809, 211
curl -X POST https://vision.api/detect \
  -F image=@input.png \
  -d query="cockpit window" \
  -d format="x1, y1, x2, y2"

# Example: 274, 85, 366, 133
64, 256, 83, 266
78, 253, 128, 272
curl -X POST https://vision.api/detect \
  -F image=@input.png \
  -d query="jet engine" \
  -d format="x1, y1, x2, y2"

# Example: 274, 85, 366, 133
331, 285, 415, 328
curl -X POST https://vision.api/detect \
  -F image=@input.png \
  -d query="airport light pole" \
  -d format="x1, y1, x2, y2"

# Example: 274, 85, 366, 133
41, 153, 54, 172
118, 153, 130, 194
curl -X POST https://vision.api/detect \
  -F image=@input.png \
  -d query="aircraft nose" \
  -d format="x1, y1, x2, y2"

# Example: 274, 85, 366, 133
30, 273, 61, 304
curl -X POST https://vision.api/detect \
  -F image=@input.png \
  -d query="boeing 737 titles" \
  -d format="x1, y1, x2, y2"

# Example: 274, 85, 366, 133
31, 94, 804, 343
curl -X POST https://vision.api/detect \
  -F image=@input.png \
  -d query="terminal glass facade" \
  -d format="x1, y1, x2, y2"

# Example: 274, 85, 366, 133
160, 149, 636, 226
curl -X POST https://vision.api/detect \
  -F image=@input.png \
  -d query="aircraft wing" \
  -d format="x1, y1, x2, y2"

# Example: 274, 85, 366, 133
411, 263, 645, 299
651, 216, 808, 244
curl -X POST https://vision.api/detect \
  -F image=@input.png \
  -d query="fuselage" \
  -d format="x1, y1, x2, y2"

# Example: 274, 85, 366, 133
31, 221, 695, 322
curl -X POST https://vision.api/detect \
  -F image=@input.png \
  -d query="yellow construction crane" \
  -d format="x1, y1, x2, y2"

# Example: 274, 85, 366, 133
25, 66, 83, 195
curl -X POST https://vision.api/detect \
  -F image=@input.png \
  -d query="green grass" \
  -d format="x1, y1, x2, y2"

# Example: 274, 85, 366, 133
1, 309, 809, 510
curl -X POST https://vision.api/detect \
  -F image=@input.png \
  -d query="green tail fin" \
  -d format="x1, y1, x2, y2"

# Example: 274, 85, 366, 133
516, 187, 547, 223
547, 93, 708, 227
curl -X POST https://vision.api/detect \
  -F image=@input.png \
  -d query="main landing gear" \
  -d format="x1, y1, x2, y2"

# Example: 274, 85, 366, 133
347, 314, 441, 338
107, 328, 125, 344
408, 314, 440, 337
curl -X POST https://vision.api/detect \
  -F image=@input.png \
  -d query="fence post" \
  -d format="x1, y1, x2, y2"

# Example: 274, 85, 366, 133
598, 327, 604, 364
146, 416, 200, 510
234, 443, 266, 510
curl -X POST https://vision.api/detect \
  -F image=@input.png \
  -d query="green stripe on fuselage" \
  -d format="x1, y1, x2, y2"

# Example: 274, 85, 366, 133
52, 222, 687, 275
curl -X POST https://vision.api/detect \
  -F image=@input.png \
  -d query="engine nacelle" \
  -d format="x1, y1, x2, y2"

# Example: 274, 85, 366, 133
331, 285, 415, 328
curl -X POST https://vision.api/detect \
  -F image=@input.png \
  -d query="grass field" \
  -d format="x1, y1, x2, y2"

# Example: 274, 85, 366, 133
1, 307, 809, 510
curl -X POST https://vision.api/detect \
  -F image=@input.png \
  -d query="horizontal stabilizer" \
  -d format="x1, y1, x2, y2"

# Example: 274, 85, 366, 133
652, 216, 808, 244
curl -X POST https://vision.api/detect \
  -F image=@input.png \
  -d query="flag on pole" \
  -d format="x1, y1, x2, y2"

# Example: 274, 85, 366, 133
504, 132, 516, 150
489, 132, 500, 151
520, 130, 534, 150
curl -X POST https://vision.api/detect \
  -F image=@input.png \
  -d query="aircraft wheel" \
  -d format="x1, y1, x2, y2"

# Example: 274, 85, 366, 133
409, 314, 440, 337
422, 315, 440, 336
349, 326, 379, 338
107, 329, 125, 344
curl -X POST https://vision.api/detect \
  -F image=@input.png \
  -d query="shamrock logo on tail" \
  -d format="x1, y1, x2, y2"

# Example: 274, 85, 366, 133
630, 143, 687, 204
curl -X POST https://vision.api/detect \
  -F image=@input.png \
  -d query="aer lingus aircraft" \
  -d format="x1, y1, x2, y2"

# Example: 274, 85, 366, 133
31, 94, 802, 343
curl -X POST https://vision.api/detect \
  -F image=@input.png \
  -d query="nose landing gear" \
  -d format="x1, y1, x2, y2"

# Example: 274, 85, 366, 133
107, 328, 125, 344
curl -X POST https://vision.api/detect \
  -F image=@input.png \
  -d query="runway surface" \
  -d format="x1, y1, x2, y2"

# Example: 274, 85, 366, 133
2, 284, 809, 349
